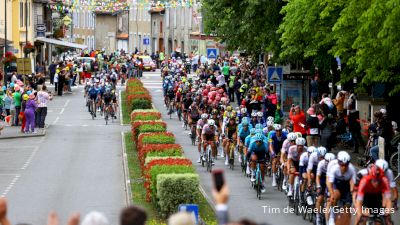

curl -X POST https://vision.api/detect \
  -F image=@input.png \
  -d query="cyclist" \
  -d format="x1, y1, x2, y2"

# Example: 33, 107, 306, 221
111, 90, 118, 119
280, 132, 298, 190
202, 119, 218, 165
247, 133, 269, 193
182, 93, 193, 127
299, 146, 316, 202
355, 164, 393, 225
238, 120, 251, 163
268, 124, 287, 187
307, 146, 327, 188
196, 113, 209, 163
250, 112, 259, 128
88, 84, 100, 117
375, 159, 398, 211
244, 128, 257, 175
210, 109, 222, 134
103, 88, 114, 117
315, 152, 336, 224
326, 151, 355, 225
263, 121, 275, 137
287, 137, 307, 197
223, 116, 237, 165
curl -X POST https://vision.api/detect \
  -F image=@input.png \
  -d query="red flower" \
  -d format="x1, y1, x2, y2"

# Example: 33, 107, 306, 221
137, 132, 175, 151
137, 144, 183, 167
130, 121, 167, 141
130, 111, 161, 121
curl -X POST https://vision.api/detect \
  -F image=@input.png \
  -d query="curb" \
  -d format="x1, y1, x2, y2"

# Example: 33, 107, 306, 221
121, 131, 133, 206
199, 184, 217, 214
0, 129, 46, 140
119, 90, 124, 126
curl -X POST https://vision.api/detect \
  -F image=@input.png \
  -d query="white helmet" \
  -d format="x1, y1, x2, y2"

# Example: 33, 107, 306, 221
267, 121, 274, 127
257, 111, 263, 117
201, 113, 208, 119
241, 108, 247, 114
317, 147, 327, 158
375, 159, 389, 172
251, 112, 257, 117
295, 137, 306, 146
208, 119, 215, 126
324, 153, 336, 162
337, 151, 351, 164
274, 124, 282, 130
267, 116, 274, 122
307, 146, 317, 154
287, 132, 297, 141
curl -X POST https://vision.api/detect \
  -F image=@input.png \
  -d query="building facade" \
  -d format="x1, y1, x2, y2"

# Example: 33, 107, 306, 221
72, 9, 96, 50
129, 3, 151, 53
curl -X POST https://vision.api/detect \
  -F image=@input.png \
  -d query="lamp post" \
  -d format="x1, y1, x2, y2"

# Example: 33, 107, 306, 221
25, 0, 28, 58
3, 0, 7, 84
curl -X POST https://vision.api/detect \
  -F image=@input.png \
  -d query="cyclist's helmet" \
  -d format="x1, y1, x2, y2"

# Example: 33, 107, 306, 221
317, 147, 327, 158
266, 121, 274, 127
255, 129, 263, 135
241, 108, 247, 114
255, 133, 263, 141
208, 119, 215, 126
368, 164, 384, 179
242, 117, 249, 124
295, 132, 303, 138
250, 128, 256, 135
251, 112, 257, 117
201, 113, 208, 119
287, 132, 297, 141
307, 146, 317, 154
211, 109, 219, 115
257, 111, 263, 117
255, 124, 263, 130
273, 124, 282, 130
226, 106, 233, 112
267, 116, 274, 122
337, 151, 351, 165
295, 137, 306, 146
324, 153, 336, 162
242, 120, 249, 126
375, 159, 389, 172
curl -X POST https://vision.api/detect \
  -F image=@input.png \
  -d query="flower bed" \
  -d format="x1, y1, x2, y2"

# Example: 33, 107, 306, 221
138, 144, 183, 167
126, 86, 149, 95
137, 132, 175, 151
131, 98, 152, 111
145, 165, 195, 202
131, 121, 167, 141
143, 156, 192, 174
131, 110, 161, 121
126, 78, 143, 87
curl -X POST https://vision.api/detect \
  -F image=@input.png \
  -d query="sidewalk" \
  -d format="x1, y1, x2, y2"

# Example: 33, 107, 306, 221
0, 126, 46, 139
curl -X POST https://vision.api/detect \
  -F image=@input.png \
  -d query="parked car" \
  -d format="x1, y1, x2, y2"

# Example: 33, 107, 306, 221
139, 56, 156, 71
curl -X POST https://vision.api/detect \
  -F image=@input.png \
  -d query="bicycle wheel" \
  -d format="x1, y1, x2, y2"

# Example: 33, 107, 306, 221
105, 109, 109, 125
229, 145, 234, 170
256, 175, 261, 200
177, 109, 182, 121
208, 146, 213, 172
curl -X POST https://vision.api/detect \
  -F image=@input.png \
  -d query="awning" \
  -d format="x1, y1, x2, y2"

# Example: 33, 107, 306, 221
35, 37, 87, 49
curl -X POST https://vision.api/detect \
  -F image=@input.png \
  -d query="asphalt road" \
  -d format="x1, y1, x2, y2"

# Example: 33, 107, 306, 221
142, 71, 400, 225
0, 85, 126, 225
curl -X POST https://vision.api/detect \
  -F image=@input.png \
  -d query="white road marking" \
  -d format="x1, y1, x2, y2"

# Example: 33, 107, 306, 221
63, 99, 70, 108
53, 116, 60, 125
60, 108, 65, 114
1, 174, 20, 197
21, 146, 39, 170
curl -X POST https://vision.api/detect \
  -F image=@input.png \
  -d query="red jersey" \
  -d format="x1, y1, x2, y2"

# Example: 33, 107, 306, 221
356, 174, 391, 201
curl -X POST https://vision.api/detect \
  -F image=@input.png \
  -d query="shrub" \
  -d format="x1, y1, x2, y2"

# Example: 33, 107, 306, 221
143, 156, 192, 173
131, 98, 152, 110
131, 121, 166, 141
138, 144, 183, 166
126, 78, 143, 87
138, 132, 175, 150
157, 174, 200, 218
131, 111, 161, 121
146, 165, 195, 201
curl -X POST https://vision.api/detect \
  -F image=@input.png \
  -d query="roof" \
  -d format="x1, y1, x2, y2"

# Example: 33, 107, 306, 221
35, 37, 87, 49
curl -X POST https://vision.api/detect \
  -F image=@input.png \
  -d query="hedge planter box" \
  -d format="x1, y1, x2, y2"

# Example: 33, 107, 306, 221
156, 174, 200, 218
143, 156, 192, 175
131, 98, 152, 111
131, 110, 161, 121
138, 132, 175, 152
145, 165, 195, 202
138, 144, 183, 166
126, 78, 143, 87
131, 121, 167, 141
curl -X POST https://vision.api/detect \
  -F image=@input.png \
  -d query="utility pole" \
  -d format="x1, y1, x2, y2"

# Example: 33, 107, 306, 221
4, 0, 7, 84
25, 0, 28, 58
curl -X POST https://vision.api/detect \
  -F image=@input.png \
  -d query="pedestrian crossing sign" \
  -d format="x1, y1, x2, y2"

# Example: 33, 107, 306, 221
267, 67, 283, 84
207, 48, 217, 59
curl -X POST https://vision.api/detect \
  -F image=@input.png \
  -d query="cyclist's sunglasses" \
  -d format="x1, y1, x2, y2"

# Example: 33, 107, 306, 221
338, 160, 349, 167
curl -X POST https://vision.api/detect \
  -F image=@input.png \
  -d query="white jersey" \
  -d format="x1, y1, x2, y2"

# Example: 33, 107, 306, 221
327, 159, 338, 173
386, 169, 396, 188
327, 163, 356, 183
299, 152, 309, 167
307, 152, 319, 171
316, 160, 329, 176
281, 139, 291, 154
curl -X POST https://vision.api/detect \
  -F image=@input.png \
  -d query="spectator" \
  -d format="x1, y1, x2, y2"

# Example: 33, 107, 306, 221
120, 206, 147, 225
24, 93, 38, 133
289, 105, 307, 138
306, 107, 320, 147
13, 85, 22, 126
333, 91, 346, 116
310, 75, 319, 104
0, 198, 11, 225
36, 85, 52, 129
168, 212, 196, 225
82, 212, 108, 225
348, 110, 363, 154
49, 61, 57, 85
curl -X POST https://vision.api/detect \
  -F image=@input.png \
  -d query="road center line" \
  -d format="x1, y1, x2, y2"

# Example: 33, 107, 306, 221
53, 116, 60, 125
60, 108, 65, 115
0, 174, 20, 197
63, 99, 70, 108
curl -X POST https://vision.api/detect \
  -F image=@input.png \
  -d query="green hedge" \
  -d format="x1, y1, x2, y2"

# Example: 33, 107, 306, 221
147, 150, 182, 158
141, 134, 175, 145
134, 114, 161, 121
157, 174, 200, 218
138, 124, 166, 136
149, 165, 195, 202
132, 99, 152, 110
144, 156, 186, 166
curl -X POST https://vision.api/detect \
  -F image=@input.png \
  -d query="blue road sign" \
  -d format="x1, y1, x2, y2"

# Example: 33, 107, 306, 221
267, 67, 283, 84
143, 38, 150, 45
178, 204, 199, 224
206, 48, 217, 59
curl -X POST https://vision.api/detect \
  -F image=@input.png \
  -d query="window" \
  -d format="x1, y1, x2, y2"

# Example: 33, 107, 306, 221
20, 2, 24, 28
173, 8, 176, 28
165, 9, 169, 27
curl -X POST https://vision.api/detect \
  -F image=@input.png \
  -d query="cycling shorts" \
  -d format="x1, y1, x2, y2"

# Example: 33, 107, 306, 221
318, 173, 327, 196
363, 193, 382, 210
312, 164, 318, 176
334, 179, 352, 205
291, 161, 300, 173
89, 95, 97, 100
204, 134, 215, 142
299, 165, 307, 176
251, 151, 267, 161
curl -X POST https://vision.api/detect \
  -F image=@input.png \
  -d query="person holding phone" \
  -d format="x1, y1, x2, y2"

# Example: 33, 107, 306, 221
246, 133, 269, 193
289, 105, 307, 139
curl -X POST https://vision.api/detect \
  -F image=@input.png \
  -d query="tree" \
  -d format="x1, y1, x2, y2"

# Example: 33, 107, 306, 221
202, 0, 285, 58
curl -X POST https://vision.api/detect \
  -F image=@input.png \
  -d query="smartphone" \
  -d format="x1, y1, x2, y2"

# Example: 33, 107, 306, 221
212, 169, 225, 192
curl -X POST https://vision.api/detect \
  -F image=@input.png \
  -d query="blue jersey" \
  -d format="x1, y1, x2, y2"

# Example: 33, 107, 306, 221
245, 134, 255, 148
238, 122, 253, 131
248, 141, 269, 160
268, 131, 288, 154
88, 87, 99, 98
238, 127, 251, 141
